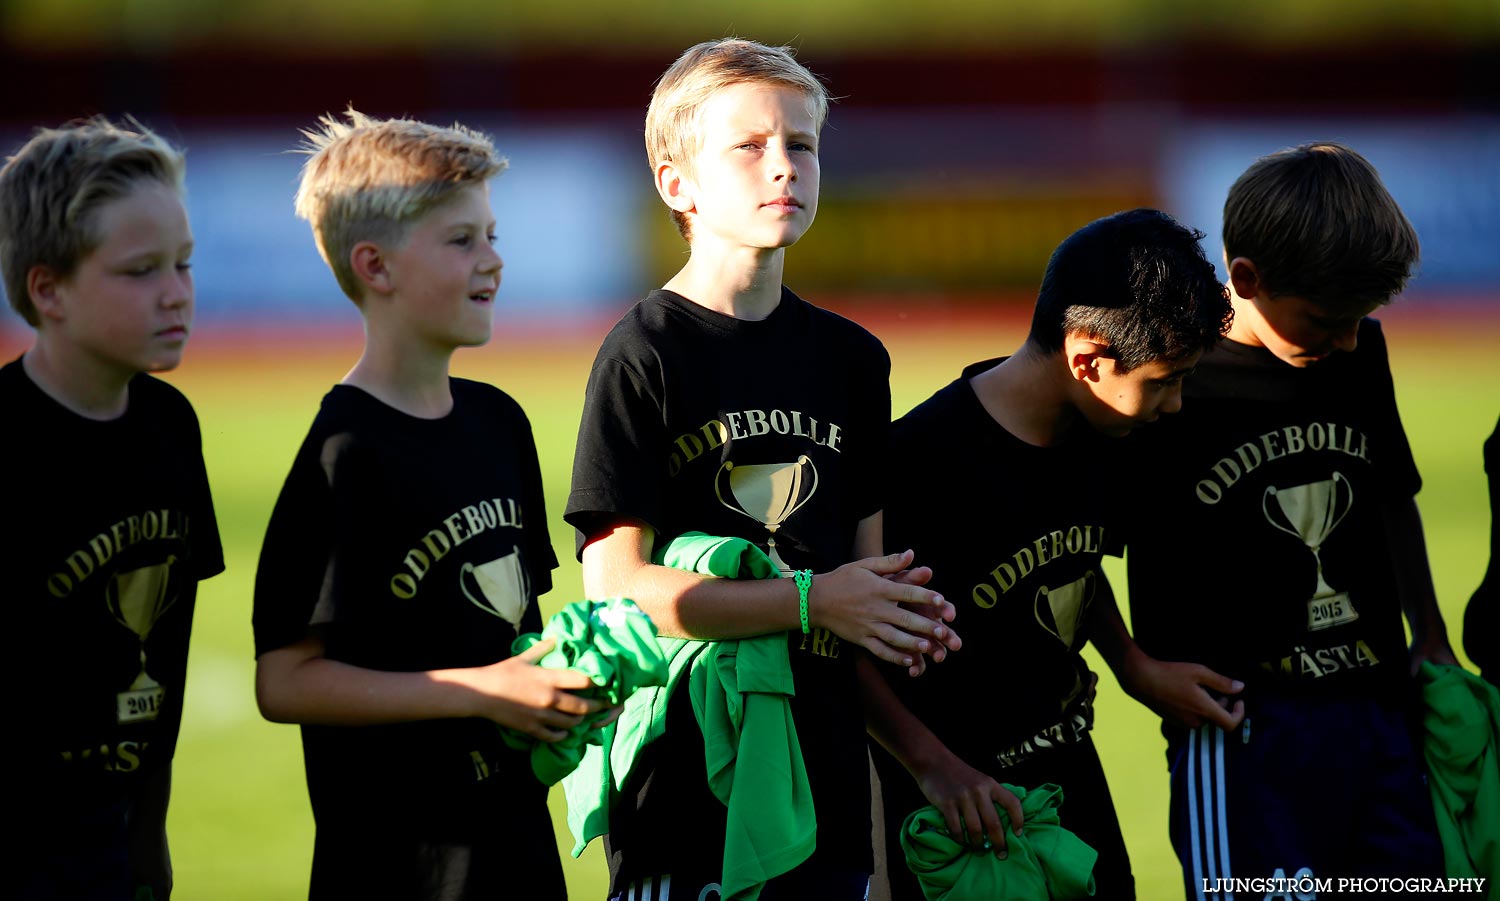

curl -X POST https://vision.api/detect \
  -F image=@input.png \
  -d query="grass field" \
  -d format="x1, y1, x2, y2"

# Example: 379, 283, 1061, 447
2, 303, 1491, 899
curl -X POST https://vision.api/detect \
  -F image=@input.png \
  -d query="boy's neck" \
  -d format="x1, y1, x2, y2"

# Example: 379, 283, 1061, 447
22, 335, 134, 420
969, 344, 1081, 447
663, 242, 786, 321
344, 328, 456, 419
1225, 291, 1265, 349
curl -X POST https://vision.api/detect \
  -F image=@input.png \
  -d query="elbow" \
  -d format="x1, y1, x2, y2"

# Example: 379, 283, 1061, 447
254, 636, 325, 724
254, 658, 304, 724
580, 533, 647, 600
255, 675, 293, 724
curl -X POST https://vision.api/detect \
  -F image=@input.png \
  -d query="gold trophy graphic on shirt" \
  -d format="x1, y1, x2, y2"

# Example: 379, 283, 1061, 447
106, 555, 179, 724
1263, 472, 1359, 631
460, 549, 530, 627
715, 456, 818, 573
1035, 571, 1095, 650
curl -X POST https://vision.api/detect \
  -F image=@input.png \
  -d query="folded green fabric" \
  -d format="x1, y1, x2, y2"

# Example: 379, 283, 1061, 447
561, 532, 814, 901
1419, 661, 1500, 885
501, 597, 668, 785
691, 623, 813, 899
901, 782, 1096, 900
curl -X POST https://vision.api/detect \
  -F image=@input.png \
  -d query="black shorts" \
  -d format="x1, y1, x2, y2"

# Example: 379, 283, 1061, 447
1170, 693, 1442, 900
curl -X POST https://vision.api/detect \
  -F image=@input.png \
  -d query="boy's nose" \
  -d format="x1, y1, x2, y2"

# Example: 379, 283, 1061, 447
1331, 322, 1359, 353
162, 270, 192, 308
482, 246, 504, 274
767, 146, 796, 182
1162, 386, 1184, 416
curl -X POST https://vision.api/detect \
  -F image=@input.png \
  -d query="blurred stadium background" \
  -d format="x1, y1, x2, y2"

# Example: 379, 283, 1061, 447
3, 2, 1497, 898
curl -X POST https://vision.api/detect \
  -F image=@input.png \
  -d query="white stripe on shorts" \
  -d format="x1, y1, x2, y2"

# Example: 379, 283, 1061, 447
1190, 724, 1235, 900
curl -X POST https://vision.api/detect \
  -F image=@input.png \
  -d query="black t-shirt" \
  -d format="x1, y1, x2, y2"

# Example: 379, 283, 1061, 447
564, 287, 890, 876
253, 379, 557, 839
883, 359, 1119, 770
1120, 320, 1417, 726
2, 357, 223, 808
1463, 415, 1499, 681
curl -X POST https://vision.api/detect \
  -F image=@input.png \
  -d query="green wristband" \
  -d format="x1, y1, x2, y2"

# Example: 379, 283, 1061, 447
794, 569, 813, 634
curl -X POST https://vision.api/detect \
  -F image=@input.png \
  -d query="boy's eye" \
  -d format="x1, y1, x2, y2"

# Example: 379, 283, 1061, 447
487, 234, 498, 246
126, 264, 157, 276
790, 142, 815, 153
452, 234, 471, 247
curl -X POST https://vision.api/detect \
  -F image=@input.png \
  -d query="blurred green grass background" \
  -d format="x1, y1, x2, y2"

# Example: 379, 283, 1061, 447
33, 307, 1483, 899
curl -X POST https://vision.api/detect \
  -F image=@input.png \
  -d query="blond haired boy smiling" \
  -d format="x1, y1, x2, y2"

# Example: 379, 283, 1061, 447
254, 109, 601, 900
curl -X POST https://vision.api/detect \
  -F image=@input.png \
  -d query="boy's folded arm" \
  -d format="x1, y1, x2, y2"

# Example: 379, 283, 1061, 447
255, 636, 603, 742
581, 519, 799, 639
580, 516, 959, 669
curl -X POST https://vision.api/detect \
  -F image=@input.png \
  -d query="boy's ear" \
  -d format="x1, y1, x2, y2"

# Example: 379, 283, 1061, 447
1063, 335, 1111, 383
27, 264, 66, 321
350, 241, 394, 296
654, 160, 695, 214
1227, 257, 1262, 301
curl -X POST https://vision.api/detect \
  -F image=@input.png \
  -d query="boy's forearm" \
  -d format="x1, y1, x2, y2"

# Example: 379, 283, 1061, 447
256, 639, 488, 726
591, 555, 803, 640
128, 762, 172, 898
1384, 498, 1455, 660
1087, 576, 1146, 681
582, 522, 803, 640
856, 654, 949, 773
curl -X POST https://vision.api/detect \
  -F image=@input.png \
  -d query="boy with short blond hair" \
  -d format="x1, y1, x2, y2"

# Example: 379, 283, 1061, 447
254, 109, 601, 900
1, 117, 223, 899
566, 39, 959, 900
1105, 142, 1453, 897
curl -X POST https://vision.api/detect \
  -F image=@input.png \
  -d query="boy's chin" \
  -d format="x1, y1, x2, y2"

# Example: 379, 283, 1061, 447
1275, 347, 1333, 368
453, 330, 494, 349
142, 352, 187, 373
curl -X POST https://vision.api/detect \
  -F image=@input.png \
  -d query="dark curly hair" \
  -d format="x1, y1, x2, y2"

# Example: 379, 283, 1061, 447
1027, 208, 1233, 372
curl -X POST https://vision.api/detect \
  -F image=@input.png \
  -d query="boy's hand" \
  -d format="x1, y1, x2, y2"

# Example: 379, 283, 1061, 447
468, 639, 608, 742
886, 562, 963, 675
915, 748, 1023, 857
811, 550, 959, 673
1123, 656, 1245, 731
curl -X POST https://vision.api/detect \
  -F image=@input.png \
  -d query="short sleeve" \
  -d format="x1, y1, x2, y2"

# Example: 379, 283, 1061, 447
252, 432, 335, 657
183, 405, 225, 581
513, 404, 558, 597
564, 353, 667, 555
1361, 321, 1422, 500
849, 341, 892, 523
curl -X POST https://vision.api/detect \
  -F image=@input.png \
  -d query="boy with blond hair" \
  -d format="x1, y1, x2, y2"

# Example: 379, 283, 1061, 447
254, 109, 602, 899
1103, 143, 1453, 897
1, 117, 223, 899
566, 39, 959, 900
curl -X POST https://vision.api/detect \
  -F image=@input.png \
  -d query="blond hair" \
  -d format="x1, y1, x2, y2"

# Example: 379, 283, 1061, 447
646, 39, 829, 239
293, 108, 507, 301
0, 116, 185, 326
